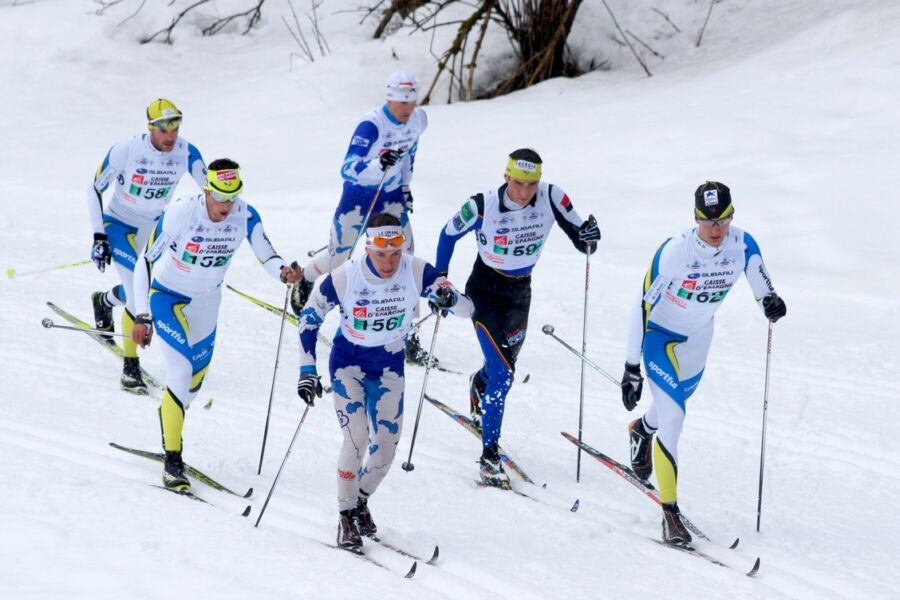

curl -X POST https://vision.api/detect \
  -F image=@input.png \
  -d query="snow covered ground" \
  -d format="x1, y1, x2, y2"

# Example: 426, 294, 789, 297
1, 0, 898, 598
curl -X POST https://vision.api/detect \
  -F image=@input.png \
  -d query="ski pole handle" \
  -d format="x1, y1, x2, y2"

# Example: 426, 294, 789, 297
41, 318, 131, 339
541, 324, 622, 388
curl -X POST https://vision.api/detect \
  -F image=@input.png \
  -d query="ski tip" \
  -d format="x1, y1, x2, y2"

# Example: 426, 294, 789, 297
203, 398, 214, 410
522, 373, 530, 383
746, 557, 761, 577
428, 546, 440, 564
243, 487, 254, 499
404, 561, 418, 579
241, 505, 252, 517
729, 537, 740, 550
570, 499, 580, 512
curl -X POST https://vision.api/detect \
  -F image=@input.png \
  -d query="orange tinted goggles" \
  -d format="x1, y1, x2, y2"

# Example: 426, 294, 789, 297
370, 234, 405, 249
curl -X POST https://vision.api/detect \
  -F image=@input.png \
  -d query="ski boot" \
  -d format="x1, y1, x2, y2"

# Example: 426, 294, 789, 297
290, 278, 314, 316
628, 418, 654, 480
479, 445, 510, 489
661, 502, 692, 546
405, 332, 434, 366
121, 357, 148, 395
337, 509, 363, 551
162, 450, 190, 491
91, 291, 114, 342
354, 495, 378, 538
469, 371, 486, 431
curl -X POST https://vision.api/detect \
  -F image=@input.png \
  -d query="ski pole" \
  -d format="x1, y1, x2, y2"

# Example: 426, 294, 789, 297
401, 313, 443, 472
254, 404, 312, 528
257, 285, 292, 475
41, 318, 131, 339
345, 168, 392, 260
410, 311, 433, 333
756, 322, 774, 532
306, 245, 328, 258
7, 258, 92, 279
576, 243, 593, 483
541, 324, 622, 388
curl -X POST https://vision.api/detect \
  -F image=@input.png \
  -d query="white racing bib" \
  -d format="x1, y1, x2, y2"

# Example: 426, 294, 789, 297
339, 254, 419, 347
476, 185, 555, 270
106, 135, 194, 224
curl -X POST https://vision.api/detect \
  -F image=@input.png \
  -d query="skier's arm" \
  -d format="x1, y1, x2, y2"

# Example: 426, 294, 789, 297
86, 142, 128, 235
548, 184, 597, 254
742, 232, 776, 308
246, 205, 287, 280
434, 194, 483, 275
413, 257, 474, 318
186, 143, 207, 190
625, 238, 675, 364
297, 272, 342, 375
340, 119, 386, 187
133, 215, 174, 316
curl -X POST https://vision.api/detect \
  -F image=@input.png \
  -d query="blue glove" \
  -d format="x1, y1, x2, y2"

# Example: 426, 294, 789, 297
91, 233, 111, 272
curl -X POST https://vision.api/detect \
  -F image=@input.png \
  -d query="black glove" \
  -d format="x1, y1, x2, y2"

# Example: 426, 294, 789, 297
378, 149, 403, 170
428, 286, 458, 317
91, 233, 111, 272
133, 313, 153, 348
621, 363, 643, 411
578, 215, 601, 243
762, 293, 787, 323
402, 186, 413, 213
297, 374, 323, 407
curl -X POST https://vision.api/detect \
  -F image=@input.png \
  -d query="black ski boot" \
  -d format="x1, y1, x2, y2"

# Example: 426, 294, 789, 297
469, 371, 486, 431
162, 450, 190, 491
404, 332, 432, 366
628, 418, 654, 480
661, 502, 692, 546
121, 357, 148, 395
337, 509, 363, 551
354, 496, 378, 538
479, 444, 510, 489
92, 291, 114, 341
290, 278, 314, 316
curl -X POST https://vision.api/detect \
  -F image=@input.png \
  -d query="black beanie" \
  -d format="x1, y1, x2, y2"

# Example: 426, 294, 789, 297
694, 181, 734, 220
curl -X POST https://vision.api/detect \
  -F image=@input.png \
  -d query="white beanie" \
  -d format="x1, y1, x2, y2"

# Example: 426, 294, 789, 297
385, 70, 418, 102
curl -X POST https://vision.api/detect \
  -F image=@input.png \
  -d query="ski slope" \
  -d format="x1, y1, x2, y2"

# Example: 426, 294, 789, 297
1, 1, 898, 598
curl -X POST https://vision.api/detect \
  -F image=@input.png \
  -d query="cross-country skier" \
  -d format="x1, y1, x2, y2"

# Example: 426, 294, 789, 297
295, 213, 472, 550
289, 71, 432, 364
434, 148, 600, 488
620, 181, 787, 545
87, 99, 207, 394
130, 158, 303, 491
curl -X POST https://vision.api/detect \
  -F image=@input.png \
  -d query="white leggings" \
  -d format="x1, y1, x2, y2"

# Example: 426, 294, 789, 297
331, 363, 405, 512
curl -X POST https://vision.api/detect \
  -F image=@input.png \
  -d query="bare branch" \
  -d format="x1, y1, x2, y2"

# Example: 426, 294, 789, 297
651, 7, 680, 33
696, 0, 717, 48
599, 0, 651, 77
626, 28, 663, 60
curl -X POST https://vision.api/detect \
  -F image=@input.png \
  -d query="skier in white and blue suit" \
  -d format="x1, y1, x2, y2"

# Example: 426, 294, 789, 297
620, 181, 787, 546
295, 213, 472, 551
291, 72, 427, 340
435, 148, 600, 488
130, 159, 303, 491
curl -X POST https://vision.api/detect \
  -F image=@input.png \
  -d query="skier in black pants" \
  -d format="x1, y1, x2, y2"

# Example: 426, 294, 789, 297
434, 148, 600, 487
